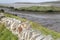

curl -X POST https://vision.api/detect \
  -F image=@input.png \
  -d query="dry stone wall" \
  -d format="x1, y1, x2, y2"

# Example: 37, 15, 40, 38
0, 13, 60, 40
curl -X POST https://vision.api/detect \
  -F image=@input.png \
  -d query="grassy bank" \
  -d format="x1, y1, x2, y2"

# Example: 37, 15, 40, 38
4, 13, 60, 39
18, 6, 60, 12
31, 22, 60, 39
0, 23, 18, 40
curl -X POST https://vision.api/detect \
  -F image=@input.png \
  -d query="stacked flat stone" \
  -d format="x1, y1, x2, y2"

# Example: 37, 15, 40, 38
1, 17, 59, 40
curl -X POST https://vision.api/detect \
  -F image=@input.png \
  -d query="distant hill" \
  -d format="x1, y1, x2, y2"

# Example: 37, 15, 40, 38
14, 1, 60, 7
0, 1, 60, 8
15, 1, 60, 4
40, 1, 60, 4
40, 1, 60, 7
15, 2, 37, 4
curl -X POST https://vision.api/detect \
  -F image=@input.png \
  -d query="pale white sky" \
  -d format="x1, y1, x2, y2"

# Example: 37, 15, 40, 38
0, 0, 57, 3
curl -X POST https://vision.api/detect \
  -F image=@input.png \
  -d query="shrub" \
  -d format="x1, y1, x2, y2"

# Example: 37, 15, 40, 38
0, 9, 4, 12
20, 9, 25, 11
14, 8, 19, 11
47, 10, 53, 12
9, 7, 14, 9
14, 14, 17, 16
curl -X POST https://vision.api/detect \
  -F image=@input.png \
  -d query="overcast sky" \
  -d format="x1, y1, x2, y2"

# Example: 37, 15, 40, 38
0, 0, 57, 3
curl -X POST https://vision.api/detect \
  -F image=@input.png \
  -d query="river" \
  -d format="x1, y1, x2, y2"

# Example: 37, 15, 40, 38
0, 7, 60, 32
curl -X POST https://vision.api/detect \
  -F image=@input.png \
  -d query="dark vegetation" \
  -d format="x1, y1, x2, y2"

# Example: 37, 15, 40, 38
18, 6, 60, 12
9, 7, 14, 9
0, 9, 4, 12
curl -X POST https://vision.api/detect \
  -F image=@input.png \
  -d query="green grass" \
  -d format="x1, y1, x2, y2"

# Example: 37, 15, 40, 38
19, 6, 60, 12
30, 22, 60, 39
0, 6, 9, 8
4, 13, 26, 22
0, 23, 18, 40
4, 13, 60, 39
